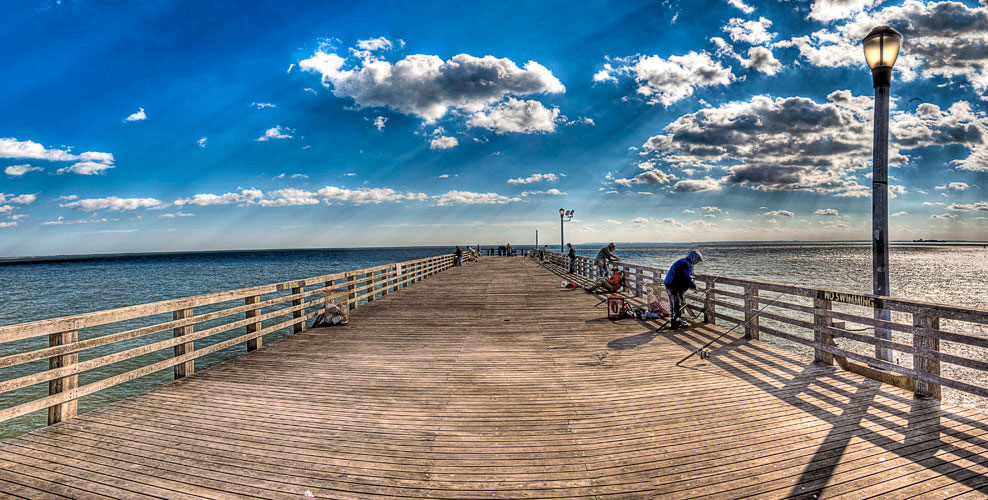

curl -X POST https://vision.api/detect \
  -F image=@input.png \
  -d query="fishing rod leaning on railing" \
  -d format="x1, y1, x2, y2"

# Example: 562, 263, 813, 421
538, 250, 988, 402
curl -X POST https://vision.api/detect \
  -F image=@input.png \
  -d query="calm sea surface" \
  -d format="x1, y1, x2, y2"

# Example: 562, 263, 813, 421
1, 243, 987, 439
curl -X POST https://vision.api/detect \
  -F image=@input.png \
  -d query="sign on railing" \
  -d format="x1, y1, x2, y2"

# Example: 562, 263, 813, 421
0, 253, 455, 427
537, 250, 988, 402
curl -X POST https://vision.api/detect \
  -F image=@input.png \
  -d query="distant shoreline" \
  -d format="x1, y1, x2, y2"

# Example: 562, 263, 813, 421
1, 240, 985, 265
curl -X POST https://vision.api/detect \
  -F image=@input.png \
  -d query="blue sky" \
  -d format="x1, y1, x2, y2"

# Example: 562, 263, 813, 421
1, 0, 986, 256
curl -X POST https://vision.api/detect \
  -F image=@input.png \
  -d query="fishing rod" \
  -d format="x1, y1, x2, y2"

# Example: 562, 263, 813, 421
674, 270, 816, 366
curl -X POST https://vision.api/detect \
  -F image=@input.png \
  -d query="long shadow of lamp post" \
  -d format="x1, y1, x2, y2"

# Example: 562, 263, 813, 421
863, 25, 902, 363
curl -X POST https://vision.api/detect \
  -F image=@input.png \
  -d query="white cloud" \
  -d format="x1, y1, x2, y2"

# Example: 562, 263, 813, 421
935, 182, 970, 191
313, 186, 427, 205
0, 138, 115, 173
433, 190, 522, 206
593, 65, 619, 83
596, 52, 736, 106
742, 47, 782, 75
615, 168, 677, 187
779, 1, 988, 96
299, 45, 564, 123
175, 189, 264, 206
604, 219, 623, 225
930, 213, 958, 220
948, 201, 988, 211
671, 176, 722, 193
892, 211, 908, 216
372, 116, 387, 131
702, 206, 722, 212
4, 164, 43, 176
726, 0, 755, 14
60, 196, 165, 211
765, 210, 795, 217
438, 174, 450, 179
350, 37, 395, 60
467, 98, 560, 134
924, 201, 946, 206
256, 126, 294, 141
429, 136, 459, 150
124, 107, 146, 122
724, 17, 776, 45
251, 102, 276, 109
809, 0, 880, 22
57, 161, 114, 175
197, 137, 208, 148
158, 212, 195, 218
507, 173, 560, 184
815, 208, 840, 216
520, 188, 566, 196
0, 221, 16, 228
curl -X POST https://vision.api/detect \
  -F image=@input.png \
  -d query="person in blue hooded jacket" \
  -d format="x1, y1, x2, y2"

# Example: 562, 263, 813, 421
664, 249, 703, 329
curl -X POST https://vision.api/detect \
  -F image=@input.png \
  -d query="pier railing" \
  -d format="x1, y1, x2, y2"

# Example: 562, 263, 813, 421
0, 253, 454, 428
539, 251, 988, 401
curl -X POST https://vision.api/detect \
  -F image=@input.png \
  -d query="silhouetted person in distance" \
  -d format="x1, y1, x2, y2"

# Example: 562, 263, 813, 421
567, 243, 576, 273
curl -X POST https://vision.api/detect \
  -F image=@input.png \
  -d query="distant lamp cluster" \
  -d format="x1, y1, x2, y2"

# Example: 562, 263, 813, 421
559, 208, 574, 252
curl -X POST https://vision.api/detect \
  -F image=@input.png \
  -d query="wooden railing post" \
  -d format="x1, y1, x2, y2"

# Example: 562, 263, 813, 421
367, 271, 377, 303
381, 267, 392, 297
744, 285, 759, 340
813, 295, 834, 365
703, 276, 715, 325
913, 313, 942, 399
292, 283, 305, 333
346, 272, 356, 310
245, 295, 262, 352
48, 330, 78, 425
394, 264, 402, 292
634, 266, 643, 298
173, 308, 194, 379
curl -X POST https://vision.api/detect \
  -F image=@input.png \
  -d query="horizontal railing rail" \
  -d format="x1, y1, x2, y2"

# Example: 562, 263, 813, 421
0, 253, 455, 427
537, 250, 988, 401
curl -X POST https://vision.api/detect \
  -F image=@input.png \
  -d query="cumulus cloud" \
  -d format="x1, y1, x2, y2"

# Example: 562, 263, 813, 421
175, 189, 264, 206
433, 190, 522, 206
256, 126, 294, 141
936, 181, 970, 191
809, 0, 880, 21
765, 210, 795, 217
672, 176, 723, 193
815, 208, 840, 216
520, 188, 566, 196
466, 98, 560, 134
742, 47, 782, 75
507, 173, 560, 184
726, 0, 755, 14
1, 138, 115, 174
930, 213, 958, 219
594, 52, 736, 106
615, 168, 677, 187
429, 135, 459, 150
779, 1, 988, 96
892, 211, 909, 216
124, 107, 146, 122
251, 102, 276, 109
4, 164, 43, 176
637, 91, 980, 195
948, 201, 988, 211
724, 17, 776, 45
299, 42, 564, 123
197, 137, 208, 148
60, 196, 164, 211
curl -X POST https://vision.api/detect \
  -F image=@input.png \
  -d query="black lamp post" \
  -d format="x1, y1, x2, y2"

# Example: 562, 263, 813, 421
863, 25, 902, 362
559, 208, 573, 252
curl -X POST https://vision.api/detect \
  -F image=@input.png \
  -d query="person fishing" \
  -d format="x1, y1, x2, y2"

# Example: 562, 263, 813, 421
595, 243, 620, 277
454, 246, 463, 266
664, 249, 703, 329
583, 267, 626, 294
567, 243, 576, 273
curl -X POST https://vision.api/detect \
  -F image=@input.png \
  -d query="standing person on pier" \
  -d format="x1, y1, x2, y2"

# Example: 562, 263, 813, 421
664, 249, 703, 329
454, 246, 463, 267
567, 243, 577, 273
506, 243, 514, 256
595, 243, 621, 277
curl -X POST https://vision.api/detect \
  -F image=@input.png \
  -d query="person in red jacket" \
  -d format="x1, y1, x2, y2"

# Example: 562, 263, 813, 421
584, 269, 626, 293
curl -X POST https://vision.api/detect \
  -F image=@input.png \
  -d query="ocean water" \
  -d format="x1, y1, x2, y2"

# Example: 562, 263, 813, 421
1, 243, 987, 440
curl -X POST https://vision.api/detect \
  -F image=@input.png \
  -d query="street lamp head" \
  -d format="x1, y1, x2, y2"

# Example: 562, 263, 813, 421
862, 25, 902, 88
559, 208, 565, 216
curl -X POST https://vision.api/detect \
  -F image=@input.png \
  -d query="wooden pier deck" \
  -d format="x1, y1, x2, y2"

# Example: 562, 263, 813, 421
1, 257, 987, 499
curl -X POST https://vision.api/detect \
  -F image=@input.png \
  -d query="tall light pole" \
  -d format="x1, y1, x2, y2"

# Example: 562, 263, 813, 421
559, 208, 573, 252
863, 25, 902, 363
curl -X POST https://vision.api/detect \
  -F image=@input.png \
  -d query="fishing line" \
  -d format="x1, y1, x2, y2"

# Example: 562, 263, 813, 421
674, 268, 817, 366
